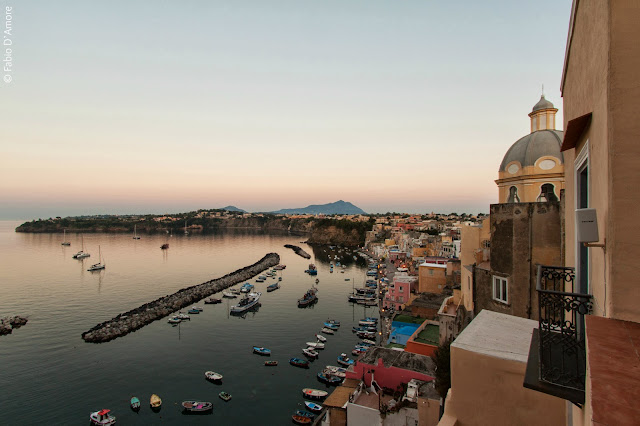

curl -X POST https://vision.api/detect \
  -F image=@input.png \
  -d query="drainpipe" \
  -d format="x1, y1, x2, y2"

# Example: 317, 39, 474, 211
527, 205, 533, 319
472, 263, 477, 316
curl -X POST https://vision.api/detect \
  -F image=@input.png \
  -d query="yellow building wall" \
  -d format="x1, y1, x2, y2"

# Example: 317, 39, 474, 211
419, 265, 446, 294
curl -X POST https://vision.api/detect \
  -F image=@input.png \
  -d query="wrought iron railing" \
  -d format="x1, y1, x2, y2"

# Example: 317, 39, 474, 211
536, 265, 592, 392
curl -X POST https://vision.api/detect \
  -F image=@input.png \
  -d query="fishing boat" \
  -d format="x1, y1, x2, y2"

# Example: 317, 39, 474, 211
264, 360, 278, 366
321, 327, 334, 335
61, 229, 71, 246
362, 339, 376, 345
359, 320, 377, 326
324, 365, 347, 378
357, 331, 376, 339
240, 283, 254, 293
130, 397, 140, 411
302, 348, 318, 358
253, 346, 271, 356
72, 235, 90, 259
302, 388, 328, 400
304, 401, 323, 413
230, 292, 261, 314
132, 224, 140, 240
222, 291, 237, 298
87, 246, 105, 271
352, 348, 367, 356
255, 276, 265, 283
167, 316, 181, 324
266, 282, 280, 292
150, 394, 162, 410
298, 288, 318, 308
364, 317, 378, 323
337, 353, 355, 367
187, 308, 200, 314
175, 313, 190, 320
182, 401, 213, 412
204, 371, 223, 381
295, 410, 315, 419
89, 409, 116, 425
317, 371, 343, 386
219, 391, 232, 401
290, 357, 309, 368
292, 414, 312, 425
323, 322, 339, 330
204, 297, 221, 304
326, 319, 340, 326
160, 243, 169, 249
315, 334, 327, 343
306, 342, 324, 350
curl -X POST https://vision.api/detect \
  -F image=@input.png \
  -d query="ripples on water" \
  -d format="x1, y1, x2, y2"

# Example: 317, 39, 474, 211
0, 222, 377, 424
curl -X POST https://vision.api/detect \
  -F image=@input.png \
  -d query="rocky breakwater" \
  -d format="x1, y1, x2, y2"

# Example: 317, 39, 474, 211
284, 244, 311, 259
82, 252, 280, 343
0, 315, 28, 336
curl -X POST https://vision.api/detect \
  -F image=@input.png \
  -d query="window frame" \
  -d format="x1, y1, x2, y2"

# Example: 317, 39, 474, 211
492, 275, 509, 304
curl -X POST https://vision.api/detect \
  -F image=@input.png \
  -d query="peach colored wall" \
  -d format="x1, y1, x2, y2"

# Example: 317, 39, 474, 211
562, 0, 640, 322
418, 396, 441, 426
419, 266, 446, 293
440, 346, 565, 426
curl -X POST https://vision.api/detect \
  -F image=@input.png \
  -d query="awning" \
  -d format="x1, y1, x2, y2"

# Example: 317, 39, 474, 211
561, 112, 592, 152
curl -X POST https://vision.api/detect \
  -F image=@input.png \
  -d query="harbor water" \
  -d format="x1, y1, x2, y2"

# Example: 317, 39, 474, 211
0, 221, 378, 424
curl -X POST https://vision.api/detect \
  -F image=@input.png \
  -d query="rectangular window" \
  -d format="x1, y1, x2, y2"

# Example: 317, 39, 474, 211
492, 276, 508, 304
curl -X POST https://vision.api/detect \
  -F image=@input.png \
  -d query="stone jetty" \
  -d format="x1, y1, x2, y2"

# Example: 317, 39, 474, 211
284, 244, 311, 259
81, 252, 280, 343
0, 315, 28, 336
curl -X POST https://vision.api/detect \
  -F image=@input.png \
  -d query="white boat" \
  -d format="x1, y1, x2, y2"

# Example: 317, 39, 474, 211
89, 409, 116, 425
176, 313, 190, 320
133, 224, 140, 240
230, 292, 262, 314
87, 246, 105, 271
204, 371, 223, 381
222, 292, 237, 298
315, 334, 327, 343
168, 316, 181, 324
184, 220, 188, 235
321, 327, 335, 335
302, 388, 328, 400
303, 348, 319, 358
323, 366, 346, 378
362, 339, 376, 345
306, 342, 325, 350
73, 235, 90, 259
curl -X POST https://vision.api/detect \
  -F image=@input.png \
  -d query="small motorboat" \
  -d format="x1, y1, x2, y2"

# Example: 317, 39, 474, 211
321, 327, 334, 335
240, 283, 255, 293
362, 339, 376, 345
364, 317, 378, 322
278, 277, 282, 281
352, 348, 367, 356
266, 282, 280, 292
150, 394, 162, 410
357, 331, 376, 339
187, 308, 200, 314
295, 409, 315, 419
219, 391, 232, 402
253, 346, 271, 356
306, 341, 325, 350
167, 316, 181, 324
182, 401, 213, 412
205, 371, 223, 381
304, 401, 323, 413
222, 292, 237, 298
290, 358, 310, 368
89, 409, 115, 425
359, 320, 376, 326
292, 414, 312, 425
264, 360, 278, 366
130, 397, 140, 411
302, 388, 328, 400
323, 322, 339, 330
315, 334, 327, 343
317, 372, 344, 385
176, 313, 190, 320
326, 319, 340, 326
323, 366, 346, 378
204, 298, 221, 304
337, 353, 355, 367
303, 348, 319, 358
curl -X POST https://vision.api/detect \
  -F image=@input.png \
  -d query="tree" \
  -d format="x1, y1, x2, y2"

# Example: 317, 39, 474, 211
433, 339, 452, 399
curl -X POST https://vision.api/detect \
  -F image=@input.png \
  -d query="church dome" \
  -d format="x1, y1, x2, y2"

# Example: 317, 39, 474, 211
532, 95, 555, 112
499, 129, 564, 171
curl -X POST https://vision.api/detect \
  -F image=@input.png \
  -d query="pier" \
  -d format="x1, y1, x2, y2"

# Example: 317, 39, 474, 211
81, 252, 280, 343
284, 244, 311, 259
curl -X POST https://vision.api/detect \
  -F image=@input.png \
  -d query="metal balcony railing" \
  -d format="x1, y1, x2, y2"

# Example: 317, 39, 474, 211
536, 265, 592, 393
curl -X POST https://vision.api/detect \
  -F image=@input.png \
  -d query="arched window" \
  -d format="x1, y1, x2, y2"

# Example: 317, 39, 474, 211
507, 186, 520, 203
537, 183, 558, 202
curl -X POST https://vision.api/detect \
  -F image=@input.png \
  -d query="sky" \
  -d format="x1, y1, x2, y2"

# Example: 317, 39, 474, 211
0, 1, 572, 220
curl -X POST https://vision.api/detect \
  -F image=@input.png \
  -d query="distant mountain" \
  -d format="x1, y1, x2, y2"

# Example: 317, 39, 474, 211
221, 206, 246, 213
270, 200, 366, 215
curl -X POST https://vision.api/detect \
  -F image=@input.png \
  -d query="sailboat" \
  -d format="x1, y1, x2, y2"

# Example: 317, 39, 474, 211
184, 220, 188, 235
72, 235, 90, 259
87, 246, 106, 271
133, 224, 140, 240
61, 229, 71, 246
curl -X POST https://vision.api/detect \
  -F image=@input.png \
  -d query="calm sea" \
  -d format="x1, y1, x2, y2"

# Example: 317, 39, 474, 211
0, 221, 376, 425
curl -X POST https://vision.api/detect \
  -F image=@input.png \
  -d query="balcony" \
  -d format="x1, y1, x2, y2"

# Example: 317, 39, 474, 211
523, 265, 592, 405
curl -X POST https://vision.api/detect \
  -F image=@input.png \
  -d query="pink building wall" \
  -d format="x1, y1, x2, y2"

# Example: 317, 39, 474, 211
346, 357, 435, 391
383, 280, 413, 310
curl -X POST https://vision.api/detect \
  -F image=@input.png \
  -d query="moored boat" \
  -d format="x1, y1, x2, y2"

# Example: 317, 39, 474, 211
219, 391, 232, 402
266, 282, 280, 292
240, 282, 254, 293
298, 288, 318, 307
204, 297, 221, 304
187, 308, 200, 314
231, 292, 261, 314
89, 409, 116, 425
315, 334, 327, 343
304, 401, 323, 413
130, 397, 140, 411
323, 322, 339, 330
182, 401, 213, 412
290, 357, 310, 368
292, 414, 312, 425
295, 410, 315, 419
253, 346, 271, 356
222, 292, 237, 298
150, 394, 162, 410
321, 327, 334, 335
337, 353, 355, 367
204, 371, 223, 381
167, 316, 181, 324
317, 371, 344, 385
302, 348, 319, 358
302, 388, 328, 400
264, 360, 278, 366
306, 341, 324, 350
324, 365, 347, 378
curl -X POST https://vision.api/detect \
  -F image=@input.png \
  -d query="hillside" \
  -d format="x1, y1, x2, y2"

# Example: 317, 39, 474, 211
270, 200, 366, 215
